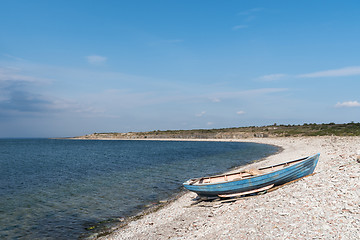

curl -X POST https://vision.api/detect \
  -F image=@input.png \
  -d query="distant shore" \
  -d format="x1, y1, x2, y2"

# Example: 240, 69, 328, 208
94, 136, 360, 240
71, 122, 360, 141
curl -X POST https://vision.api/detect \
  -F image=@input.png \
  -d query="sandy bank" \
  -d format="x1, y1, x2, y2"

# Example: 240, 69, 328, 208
99, 136, 360, 240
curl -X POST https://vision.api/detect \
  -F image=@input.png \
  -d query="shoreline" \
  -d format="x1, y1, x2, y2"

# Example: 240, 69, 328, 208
95, 136, 360, 239
85, 138, 282, 239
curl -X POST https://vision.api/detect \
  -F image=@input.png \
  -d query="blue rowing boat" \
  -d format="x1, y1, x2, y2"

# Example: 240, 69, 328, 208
183, 153, 320, 197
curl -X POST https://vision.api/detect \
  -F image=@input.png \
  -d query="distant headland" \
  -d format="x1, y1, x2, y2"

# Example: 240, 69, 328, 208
72, 122, 360, 140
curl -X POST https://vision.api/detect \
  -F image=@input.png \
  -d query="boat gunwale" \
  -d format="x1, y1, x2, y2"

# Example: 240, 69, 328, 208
184, 154, 318, 186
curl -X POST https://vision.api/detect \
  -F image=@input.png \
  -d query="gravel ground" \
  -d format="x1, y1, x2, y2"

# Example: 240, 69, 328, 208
100, 136, 360, 240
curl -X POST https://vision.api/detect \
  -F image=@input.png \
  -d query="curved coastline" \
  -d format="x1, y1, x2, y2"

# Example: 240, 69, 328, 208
93, 136, 360, 240
84, 138, 281, 239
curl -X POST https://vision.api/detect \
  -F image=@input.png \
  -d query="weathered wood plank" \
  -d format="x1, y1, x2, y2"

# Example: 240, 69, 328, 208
218, 184, 274, 198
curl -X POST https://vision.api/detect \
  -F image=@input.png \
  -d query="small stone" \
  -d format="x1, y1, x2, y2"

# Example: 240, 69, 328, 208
279, 212, 289, 216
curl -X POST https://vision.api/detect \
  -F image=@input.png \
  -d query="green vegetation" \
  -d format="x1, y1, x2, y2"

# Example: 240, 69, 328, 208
166, 122, 358, 136
81, 122, 360, 139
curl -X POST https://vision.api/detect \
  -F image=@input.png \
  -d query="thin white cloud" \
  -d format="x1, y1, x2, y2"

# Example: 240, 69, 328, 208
149, 39, 184, 46
233, 8, 263, 32
240, 88, 288, 95
258, 66, 360, 81
298, 66, 360, 78
258, 73, 287, 81
237, 110, 245, 115
238, 8, 263, 15
211, 97, 221, 103
49, 98, 103, 114
0, 71, 38, 82
233, 25, 248, 30
86, 55, 107, 65
163, 39, 184, 43
335, 101, 360, 108
2, 54, 26, 61
0, 67, 52, 83
196, 111, 206, 117
209, 88, 288, 100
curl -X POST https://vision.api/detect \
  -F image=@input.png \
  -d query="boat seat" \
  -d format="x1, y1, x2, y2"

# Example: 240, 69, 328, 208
244, 169, 263, 176
232, 177, 243, 181
199, 178, 211, 183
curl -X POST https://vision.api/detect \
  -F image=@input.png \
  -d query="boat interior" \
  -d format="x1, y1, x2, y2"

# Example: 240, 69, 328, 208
189, 156, 308, 185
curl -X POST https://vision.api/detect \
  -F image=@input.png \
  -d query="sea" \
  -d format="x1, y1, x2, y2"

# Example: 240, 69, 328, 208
0, 139, 278, 239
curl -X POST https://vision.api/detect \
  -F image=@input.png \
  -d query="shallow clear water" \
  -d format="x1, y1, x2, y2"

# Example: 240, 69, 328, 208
0, 139, 278, 239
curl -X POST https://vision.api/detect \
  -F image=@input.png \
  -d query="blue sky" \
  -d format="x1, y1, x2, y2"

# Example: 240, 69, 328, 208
1, 0, 360, 138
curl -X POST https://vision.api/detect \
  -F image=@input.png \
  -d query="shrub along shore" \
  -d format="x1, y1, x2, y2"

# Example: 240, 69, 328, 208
74, 122, 360, 140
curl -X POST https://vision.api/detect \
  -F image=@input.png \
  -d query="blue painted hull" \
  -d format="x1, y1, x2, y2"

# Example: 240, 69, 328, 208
183, 153, 320, 197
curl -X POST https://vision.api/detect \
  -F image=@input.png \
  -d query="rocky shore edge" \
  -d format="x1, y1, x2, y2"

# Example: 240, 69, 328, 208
93, 136, 360, 239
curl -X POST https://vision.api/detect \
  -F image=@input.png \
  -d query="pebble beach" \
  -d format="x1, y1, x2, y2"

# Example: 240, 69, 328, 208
99, 136, 360, 240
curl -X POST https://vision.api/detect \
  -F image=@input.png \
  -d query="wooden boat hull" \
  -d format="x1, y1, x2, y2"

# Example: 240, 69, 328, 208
183, 153, 320, 197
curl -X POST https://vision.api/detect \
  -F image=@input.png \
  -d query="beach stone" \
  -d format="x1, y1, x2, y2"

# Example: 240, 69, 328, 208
100, 136, 360, 240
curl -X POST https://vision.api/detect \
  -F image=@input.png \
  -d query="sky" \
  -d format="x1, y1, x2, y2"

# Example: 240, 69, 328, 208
1, 0, 360, 138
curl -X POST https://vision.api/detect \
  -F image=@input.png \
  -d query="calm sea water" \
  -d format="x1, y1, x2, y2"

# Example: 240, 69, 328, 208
0, 139, 278, 239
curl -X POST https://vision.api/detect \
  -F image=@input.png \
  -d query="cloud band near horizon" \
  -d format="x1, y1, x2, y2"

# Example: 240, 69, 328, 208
259, 66, 360, 81
335, 101, 360, 108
